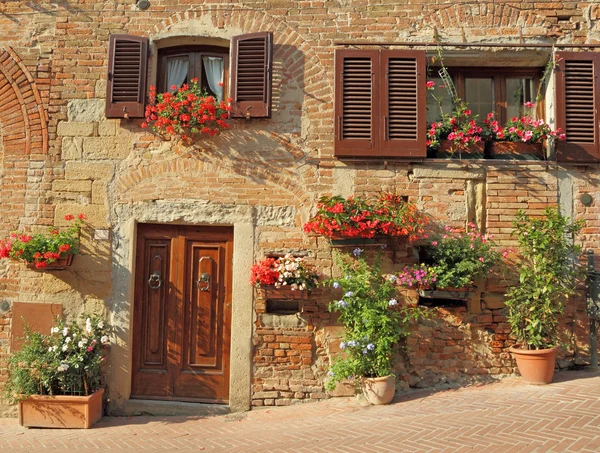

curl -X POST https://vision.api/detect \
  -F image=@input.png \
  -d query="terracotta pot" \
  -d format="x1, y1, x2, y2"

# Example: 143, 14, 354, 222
18, 387, 104, 429
361, 375, 395, 405
437, 140, 485, 157
27, 254, 74, 271
260, 285, 309, 300
489, 141, 544, 159
509, 345, 558, 385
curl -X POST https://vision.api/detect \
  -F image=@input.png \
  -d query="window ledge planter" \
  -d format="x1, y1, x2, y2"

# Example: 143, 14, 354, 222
436, 140, 485, 158
488, 141, 544, 159
26, 254, 74, 271
418, 286, 477, 300
259, 285, 309, 300
18, 387, 104, 429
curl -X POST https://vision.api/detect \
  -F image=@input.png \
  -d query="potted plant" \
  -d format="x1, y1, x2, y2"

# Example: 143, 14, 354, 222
0, 214, 85, 269
142, 78, 232, 143
426, 100, 485, 158
485, 103, 566, 159
396, 223, 501, 299
5, 316, 110, 428
325, 250, 423, 404
505, 207, 583, 384
250, 254, 320, 299
303, 193, 428, 242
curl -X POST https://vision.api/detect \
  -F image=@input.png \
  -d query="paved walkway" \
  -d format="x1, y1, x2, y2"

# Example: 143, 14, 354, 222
1, 370, 599, 452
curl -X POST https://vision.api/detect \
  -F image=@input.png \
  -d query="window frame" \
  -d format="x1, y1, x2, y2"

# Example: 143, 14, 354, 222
156, 45, 229, 98
429, 66, 543, 125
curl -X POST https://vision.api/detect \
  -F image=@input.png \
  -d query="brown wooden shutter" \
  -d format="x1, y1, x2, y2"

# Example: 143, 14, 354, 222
380, 50, 426, 158
106, 34, 148, 119
334, 49, 379, 157
555, 51, 600, 162
230, 32, 273, 118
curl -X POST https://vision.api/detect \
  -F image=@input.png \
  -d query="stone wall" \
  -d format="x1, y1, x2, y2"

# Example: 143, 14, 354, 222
0, 0, 599, 412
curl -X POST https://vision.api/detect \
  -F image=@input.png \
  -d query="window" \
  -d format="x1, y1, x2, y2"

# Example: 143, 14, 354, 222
335, 49, 427, 158
157, 46, 228, 101
105, 32, 273, 120
426, 68, 541, 126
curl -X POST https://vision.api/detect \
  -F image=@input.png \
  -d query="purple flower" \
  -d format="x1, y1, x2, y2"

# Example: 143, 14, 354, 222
337, 300, 348, 308
347, 340, 357, 347
367, 343, 375, 350
353, 248, 363, 257
362, 348, 368, 355
344, 291, 354, 298
333, 282, 340, 289
340, 341, 346, 349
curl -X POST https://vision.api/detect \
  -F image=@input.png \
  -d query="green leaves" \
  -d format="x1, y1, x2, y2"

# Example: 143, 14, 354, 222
504, 207, 583, 350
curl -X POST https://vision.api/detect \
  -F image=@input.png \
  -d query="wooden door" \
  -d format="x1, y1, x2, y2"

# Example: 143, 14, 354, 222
131, 224, 233, 403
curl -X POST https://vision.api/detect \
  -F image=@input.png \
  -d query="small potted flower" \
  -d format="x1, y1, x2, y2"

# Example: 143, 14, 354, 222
505, 207, 583, 384
325, 250, 423, 404
0, 214, 85, 270
486, 102, 566, 159
250, 254, 319, 300
5, 316, 110, 429
397, 223, 501, 299
303, 193, 428, 243
426, 101, 484, 158
142, 78, 232, 144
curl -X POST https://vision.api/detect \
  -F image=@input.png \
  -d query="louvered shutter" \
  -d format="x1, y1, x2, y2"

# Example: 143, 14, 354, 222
230, 32, 273, 118
555, 52, 600, 162
106, 35, 148, 119
334, 50, 379, 157
380, 50, 426, 157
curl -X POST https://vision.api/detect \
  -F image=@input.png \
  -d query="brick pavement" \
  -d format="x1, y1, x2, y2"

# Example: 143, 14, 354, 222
0, 370, 599, 452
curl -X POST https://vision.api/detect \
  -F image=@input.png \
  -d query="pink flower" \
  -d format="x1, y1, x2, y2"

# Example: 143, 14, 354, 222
426, 81, 435, 89
524, 101, 535, 108
432, 241, 438, 246
478, 257, 485, 262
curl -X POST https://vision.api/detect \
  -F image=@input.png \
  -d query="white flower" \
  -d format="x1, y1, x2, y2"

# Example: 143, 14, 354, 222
97, 321, 104, 329
52, 345, 58, 352
81, 338, 88, 345
388, 299, 398, 306
48, 347, 53, 352
62, 327, 69, 336
100, 335, 109, 345
78, 341, 84, 348
51, 327, 59, 334
85, 318, 92, 333
64, 337, 71, 344
62, 344, 68, 351
57, 364, 69, 372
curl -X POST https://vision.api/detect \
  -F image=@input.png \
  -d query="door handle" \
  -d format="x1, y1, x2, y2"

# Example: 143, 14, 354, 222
148, 271, 162, 290
197, 272, 211, 292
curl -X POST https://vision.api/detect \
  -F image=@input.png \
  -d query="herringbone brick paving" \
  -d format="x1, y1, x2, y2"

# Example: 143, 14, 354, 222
1, 370, 599, 452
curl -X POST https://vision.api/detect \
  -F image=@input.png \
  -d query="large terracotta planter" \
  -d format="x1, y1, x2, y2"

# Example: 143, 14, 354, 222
18, 387, 104, 429
488, 141, 544, 159
361, 375, 395, 405
509, 345, 558, 385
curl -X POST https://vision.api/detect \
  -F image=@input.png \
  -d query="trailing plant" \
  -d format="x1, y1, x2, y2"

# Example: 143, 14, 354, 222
303, 193, 428, 241
250, 254, 319, 291
325, 251, 423, 390
0, 214, 85, 268
5, 316, 109, 403
504, 207, 583, 350
142, 78, 231, 142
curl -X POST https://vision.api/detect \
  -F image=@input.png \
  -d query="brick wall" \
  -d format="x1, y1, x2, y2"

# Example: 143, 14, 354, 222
0, 0, 599, 410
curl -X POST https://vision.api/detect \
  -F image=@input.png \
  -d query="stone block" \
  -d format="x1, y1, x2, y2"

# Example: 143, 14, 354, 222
57, 122, 94, 137
68, 99, 106, 122
83, 136, 132, 160
252, 391, 279, 399
62, 137, 83, 160
65, 162, 114, 181
54, 203, 109, 227
52, 180, 92, 193
95, 79, 107, 99
483, 293, 506, 310
91, 180, 108, 205
98, 120, 119, 137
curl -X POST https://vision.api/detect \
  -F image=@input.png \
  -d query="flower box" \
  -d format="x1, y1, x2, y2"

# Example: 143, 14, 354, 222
437, 140, 485, 157
418, 286, 477, 300
26, 254, 74, 271
488, 141, 544, 159
18, 387, 104, 429
260, 285, 309, 300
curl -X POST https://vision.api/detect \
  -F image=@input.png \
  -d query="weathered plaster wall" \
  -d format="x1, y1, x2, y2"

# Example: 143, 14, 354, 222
0, 0, 599, 413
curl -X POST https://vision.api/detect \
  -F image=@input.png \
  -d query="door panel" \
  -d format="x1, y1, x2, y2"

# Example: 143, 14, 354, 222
132, 224, 233, 403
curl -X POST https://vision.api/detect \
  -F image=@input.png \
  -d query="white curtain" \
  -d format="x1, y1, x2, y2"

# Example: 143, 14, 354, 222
167, 57, 189, 91
202, 56, 224, 101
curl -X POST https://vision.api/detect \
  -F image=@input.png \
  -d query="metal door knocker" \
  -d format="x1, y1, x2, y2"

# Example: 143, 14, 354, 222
148, 271, 163, 290
197, 273, 211, 292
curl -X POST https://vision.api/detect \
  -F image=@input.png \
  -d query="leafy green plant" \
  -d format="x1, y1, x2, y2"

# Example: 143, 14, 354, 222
325, 251, 423, 391
0, 214, 84, 268
5, 316, 109, 403
397, 223, 501, 290
504, 207, 583, 350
